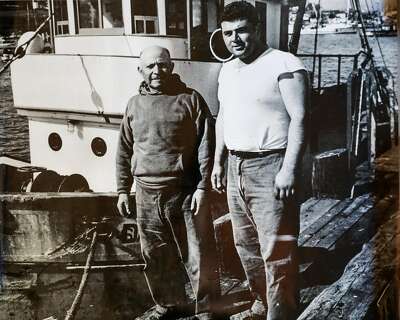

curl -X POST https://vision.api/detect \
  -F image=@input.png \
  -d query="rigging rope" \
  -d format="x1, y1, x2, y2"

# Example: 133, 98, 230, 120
0, 14, 53, 76
311, 0, 322, 88
364, 0, 388, 70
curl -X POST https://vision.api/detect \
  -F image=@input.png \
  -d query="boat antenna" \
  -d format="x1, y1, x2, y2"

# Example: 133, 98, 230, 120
350, 0, 373, 62
311, 0, 321, 88
364, 0, 388, 70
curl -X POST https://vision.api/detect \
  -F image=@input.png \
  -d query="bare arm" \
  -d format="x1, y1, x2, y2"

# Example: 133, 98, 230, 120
275, 70, 308, 199
211, 106, 228, 192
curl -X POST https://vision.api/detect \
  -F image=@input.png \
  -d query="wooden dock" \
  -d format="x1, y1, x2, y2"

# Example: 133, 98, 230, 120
211, 145, 399, 320
1, 146, 397, 320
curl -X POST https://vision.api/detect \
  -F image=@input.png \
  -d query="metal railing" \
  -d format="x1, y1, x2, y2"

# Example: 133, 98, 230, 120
297, 53, 362, 91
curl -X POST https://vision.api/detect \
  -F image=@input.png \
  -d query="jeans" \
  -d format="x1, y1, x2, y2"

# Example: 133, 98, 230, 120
227, 152, 299, 320
135, 184, 218, 314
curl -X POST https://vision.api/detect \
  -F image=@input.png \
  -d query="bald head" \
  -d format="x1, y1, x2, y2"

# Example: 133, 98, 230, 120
138, 46, 174, 93
140, 46, 171, 61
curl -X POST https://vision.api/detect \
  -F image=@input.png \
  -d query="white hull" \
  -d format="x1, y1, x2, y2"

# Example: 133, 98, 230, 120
11, 54, 221, 192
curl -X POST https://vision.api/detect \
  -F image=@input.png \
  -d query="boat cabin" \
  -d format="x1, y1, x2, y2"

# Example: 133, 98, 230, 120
10, 0, 290, 192
48, 0, 288, 58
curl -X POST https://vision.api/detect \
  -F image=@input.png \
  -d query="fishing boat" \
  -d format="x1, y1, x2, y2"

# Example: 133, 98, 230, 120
0, 0, 398, 319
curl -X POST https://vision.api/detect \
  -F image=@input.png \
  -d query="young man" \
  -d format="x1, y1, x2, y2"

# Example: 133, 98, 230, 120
212, 2, 308, 319
116, 46, 217, 320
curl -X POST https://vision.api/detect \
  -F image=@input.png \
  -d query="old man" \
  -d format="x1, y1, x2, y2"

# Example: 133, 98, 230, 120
116, 46, 217, 320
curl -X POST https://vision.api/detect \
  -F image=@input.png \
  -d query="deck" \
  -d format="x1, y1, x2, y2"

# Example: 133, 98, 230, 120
1, 146, 398, 320
209, 144, 399, 319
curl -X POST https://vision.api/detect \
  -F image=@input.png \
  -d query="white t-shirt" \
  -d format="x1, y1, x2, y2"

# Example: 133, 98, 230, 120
217, 48, 306, 152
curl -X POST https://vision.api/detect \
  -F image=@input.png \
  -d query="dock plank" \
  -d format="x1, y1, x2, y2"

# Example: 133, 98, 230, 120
297, 210, 398, 320
299, 199, 352, 246
300, 198, 340, 234
303, 194, 372, 248
318, 196, 393, 250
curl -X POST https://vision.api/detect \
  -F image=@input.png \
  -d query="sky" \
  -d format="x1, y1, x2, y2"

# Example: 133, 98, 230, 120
317, 0, 383, 11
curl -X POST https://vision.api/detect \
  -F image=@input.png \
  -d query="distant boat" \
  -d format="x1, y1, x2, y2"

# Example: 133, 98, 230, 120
289, 22, 356, 35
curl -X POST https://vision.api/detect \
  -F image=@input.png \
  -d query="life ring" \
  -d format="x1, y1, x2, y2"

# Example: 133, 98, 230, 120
209, 28, 234, 62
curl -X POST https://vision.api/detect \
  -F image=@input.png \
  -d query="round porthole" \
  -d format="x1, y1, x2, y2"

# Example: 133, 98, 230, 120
48, 133, 62, 151
91, 137, 107, 157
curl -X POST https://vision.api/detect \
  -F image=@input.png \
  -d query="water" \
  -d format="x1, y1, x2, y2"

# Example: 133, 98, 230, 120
0, 68, 30, 162
297, 34, 399, 87
0, 34, 398, 162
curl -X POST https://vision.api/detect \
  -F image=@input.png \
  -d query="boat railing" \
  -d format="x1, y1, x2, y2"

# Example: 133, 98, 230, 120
297, 52, 362, 91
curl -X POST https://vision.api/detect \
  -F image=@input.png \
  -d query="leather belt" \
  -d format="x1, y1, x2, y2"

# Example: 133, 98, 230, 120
229, 149, 285, 159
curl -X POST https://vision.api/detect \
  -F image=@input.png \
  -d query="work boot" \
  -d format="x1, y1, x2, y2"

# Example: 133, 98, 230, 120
135, 305, 177, 320
195, 312, 215, 320
244, 298, 266, 320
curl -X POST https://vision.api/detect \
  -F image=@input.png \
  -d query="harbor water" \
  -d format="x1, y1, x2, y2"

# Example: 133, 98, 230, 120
0, 33, 398, 163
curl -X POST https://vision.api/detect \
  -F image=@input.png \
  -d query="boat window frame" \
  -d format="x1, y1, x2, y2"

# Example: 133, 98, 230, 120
75, 0, 125, 36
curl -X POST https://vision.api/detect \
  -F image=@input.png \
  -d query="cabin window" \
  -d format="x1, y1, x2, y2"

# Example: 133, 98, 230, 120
91, 137, 107, 157
76, 0, 124, 35
131, 0, 159, 34
77, 0, 100, 29
54, 0, 69, 35
48, 133, 62, 151
166, 0, 187, 36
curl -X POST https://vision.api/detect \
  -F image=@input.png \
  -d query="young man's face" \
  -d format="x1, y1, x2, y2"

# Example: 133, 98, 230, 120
139, 47, 173, 91
221, 19, 259, 60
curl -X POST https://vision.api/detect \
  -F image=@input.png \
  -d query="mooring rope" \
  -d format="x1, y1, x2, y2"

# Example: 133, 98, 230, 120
0, 14, 53, 76
45, 226, 97, 259
64, 231, 98, 320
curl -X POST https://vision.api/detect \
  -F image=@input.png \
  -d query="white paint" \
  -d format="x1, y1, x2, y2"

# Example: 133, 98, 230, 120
224, 0, 255, 6
11, 54, 222, 116
54, 35, 188, 58
122, 0, 132, 34
157, 0, 167, 35
66, 0, 76, 35
29, 119, 120, 192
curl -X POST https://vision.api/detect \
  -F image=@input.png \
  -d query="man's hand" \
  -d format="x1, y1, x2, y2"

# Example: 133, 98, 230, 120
191, 189, 208, 216
274, 168, 296, 200
117, 193, 132, 217
211, 164, 225, 193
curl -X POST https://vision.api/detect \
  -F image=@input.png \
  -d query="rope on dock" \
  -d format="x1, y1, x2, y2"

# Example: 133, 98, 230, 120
45, 226, 97, 259
64, 230, 97, 320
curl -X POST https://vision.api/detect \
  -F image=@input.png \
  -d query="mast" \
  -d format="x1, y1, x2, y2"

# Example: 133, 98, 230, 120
289, 0, 307, 54
47, 0, 55, 52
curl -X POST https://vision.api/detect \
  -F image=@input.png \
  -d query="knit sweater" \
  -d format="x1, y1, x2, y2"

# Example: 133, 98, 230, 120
116, 75, 215, 193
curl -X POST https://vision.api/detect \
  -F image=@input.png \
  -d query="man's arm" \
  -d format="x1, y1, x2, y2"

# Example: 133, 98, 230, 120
191, 93, 215, 215
116, 104, 134, 216
275, 70, 308, 200
211, 106, 228, 193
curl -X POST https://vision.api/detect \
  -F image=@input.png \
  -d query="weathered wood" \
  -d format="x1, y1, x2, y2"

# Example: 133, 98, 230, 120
302, 194, 371, 247
299, 199, 352, 245
318, 196, 393, 250
300, 198, 320, 213
300, 198, 340, 234
1, 193, 140, 263
0, 293, 35, 320
298, 211, 398, 320
213, 213, 244, 279
312, 148, 353, 199
316, 197, 378, 249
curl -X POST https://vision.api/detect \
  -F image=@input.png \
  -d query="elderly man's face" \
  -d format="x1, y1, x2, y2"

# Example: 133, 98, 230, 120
138, 47, 173, 91
221, 19, 259, 60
